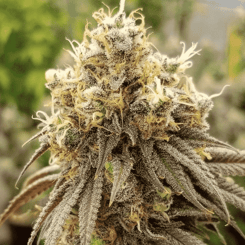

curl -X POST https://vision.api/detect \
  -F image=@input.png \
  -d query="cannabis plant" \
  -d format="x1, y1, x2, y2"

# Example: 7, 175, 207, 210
1, 0, 245, 244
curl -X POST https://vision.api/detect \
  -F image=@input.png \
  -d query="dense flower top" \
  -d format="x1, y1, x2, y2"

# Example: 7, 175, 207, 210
41, 7, 212, 165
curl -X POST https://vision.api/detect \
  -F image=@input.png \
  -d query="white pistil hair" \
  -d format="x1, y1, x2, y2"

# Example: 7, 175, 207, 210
64, 38, 81, 63
177, 42, 202, 72
146, 77, 169, 105
209, 85, 230, 99
118, 0, 126, 15
178, 42, 202, 64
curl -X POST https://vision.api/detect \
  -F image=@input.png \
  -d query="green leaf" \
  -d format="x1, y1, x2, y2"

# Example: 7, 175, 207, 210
0, 66, 10, 89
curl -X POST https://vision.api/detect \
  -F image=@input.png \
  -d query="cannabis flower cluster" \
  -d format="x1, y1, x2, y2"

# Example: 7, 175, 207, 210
1, 1, 245, 244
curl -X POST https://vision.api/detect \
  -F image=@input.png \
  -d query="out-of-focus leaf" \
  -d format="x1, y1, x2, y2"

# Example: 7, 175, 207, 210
25, 69, 45, 102
21, 44, 50, 65
0, 66, 10, 89
0, 0, 68, 114
228, 30, 242, 79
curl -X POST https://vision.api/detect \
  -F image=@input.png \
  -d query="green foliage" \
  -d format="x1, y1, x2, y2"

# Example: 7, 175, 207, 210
39, 239, 45, 245
156, 187, 171, 200
105, 162, 113, 174
90, 234, 106, 245
0, 0, 68, 114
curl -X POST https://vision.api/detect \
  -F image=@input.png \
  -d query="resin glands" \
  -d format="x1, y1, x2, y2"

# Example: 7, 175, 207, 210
1, 0, 245, 244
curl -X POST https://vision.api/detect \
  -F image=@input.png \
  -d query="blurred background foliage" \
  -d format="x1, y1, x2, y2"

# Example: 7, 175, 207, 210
0, 0, 245, 244
0, 0, 68, 114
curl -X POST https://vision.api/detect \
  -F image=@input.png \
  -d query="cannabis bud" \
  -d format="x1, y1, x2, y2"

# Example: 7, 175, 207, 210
1, 0, 245, 244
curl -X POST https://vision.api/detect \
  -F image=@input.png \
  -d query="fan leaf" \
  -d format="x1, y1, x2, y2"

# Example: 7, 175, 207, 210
95, 128, 121, 179
79, 172, 104, 245
0, 174, 58, 227
15, 143, 50, 187
109, 155, 133, 207
27, 177, 72, 245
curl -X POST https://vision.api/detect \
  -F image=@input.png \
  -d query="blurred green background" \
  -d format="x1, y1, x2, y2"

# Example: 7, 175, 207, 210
0, 0, 245, 244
